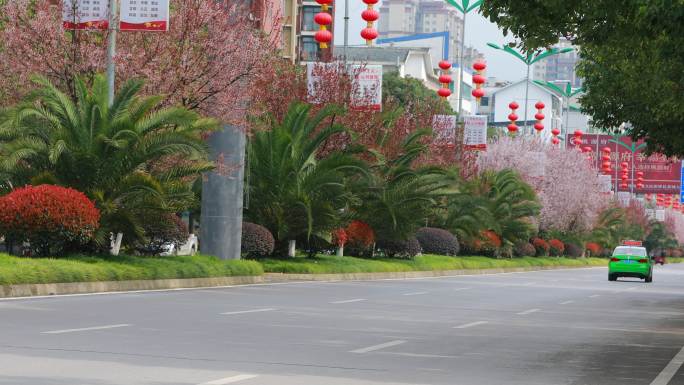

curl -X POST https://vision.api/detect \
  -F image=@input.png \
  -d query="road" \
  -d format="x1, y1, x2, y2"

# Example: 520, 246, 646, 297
2, 264, 684, 385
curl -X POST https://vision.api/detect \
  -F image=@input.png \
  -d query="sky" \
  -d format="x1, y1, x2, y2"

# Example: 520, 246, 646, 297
333, 1, 527, 82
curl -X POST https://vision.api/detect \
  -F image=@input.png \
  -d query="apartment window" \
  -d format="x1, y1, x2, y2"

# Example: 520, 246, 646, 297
480, 96, 489, 106
300, 36, 319, 61
302, 6, 317, 31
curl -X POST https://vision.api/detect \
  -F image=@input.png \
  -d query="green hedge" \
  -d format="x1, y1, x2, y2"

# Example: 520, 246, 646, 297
0, 254, 263, 285
260, 254, 608, 274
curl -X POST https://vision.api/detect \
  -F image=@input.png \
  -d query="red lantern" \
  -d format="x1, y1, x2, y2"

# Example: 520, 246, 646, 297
636, 171, 644, 177
534, 123, 544, 132
472, 88, 485, 99
437, 88, 451, 98
534, 113, 545, 120
601, 155, 611, 162
582, 146, 592, 153
602, 161, 612, 168
471, 61, 487, 103
552, 137, 560, 145
314, 0, 333, 49
361, 0, 379, 45
439, 74, 452, 84
438, 60, 452, 70
437, 60, 452, 99
621, 162, 629, 169
551, 128, 560, 136
535, 101, 545, 109
508, 101, 519, 135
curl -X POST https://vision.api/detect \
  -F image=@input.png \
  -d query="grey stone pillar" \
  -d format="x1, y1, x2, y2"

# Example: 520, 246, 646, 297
200, 125, 246, 260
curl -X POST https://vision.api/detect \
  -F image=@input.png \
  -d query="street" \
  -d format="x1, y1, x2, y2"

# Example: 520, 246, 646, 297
2, 265, 684, 385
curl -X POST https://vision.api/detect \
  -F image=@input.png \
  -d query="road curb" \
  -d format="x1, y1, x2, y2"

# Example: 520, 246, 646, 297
0, 264, 605, 299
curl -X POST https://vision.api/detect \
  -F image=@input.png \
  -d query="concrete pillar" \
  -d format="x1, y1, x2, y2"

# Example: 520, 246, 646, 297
200, 125, 246, 260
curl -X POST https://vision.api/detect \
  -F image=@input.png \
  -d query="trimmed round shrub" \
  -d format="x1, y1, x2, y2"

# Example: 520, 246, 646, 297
415, 227, 459, 256
241, 222, 275, 258
564, 242, 583, 258
0, 185, 99, 256
532, 238, 550, 256
377, 237, 422, 259
135, 214, 189, 255
514, 242, 536, 257
549, 239, 565, 256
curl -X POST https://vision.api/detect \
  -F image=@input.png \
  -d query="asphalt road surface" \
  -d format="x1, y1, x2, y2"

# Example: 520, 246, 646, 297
3, 264, 684, 385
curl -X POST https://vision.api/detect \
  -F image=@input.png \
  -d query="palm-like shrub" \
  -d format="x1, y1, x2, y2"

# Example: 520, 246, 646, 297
0, 75, 215, 247
450, 169, 540, 253
245, 102, 366, 248
354, 128, 455, 243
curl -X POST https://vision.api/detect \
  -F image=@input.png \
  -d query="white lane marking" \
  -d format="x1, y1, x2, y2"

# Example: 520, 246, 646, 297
519, 282, 536, 286
589, 294, 601, 298
330, 298, 366, 304
649, 346, 684, 385
41, 324, 131, 334
517, 308, 541, 315
560, 300, 575, 305
402, 291, 428, 296
454, 321, 489, 329
453, 287, 472, 291
199, 374, 259, 385
351, 340, 406, 354
220, 308, 276, 315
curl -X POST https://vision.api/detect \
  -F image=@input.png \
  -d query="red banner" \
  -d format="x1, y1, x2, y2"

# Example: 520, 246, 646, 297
567, 134, 681, 194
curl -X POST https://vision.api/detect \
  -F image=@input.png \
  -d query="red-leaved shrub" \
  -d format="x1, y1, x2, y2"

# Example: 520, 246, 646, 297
514, 242, 536, 257
532, 238, 550, 256
549, 239, 565, 256
585, 242, 602, 257
332, 228, 348, 247
415, 227, 459, 256
241, 222, 275, 258
345, 220, 375, 256
0, 185, 99, 256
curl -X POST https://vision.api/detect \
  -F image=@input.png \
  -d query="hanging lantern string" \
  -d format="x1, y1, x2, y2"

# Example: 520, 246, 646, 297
534, 102, 545, 134
314, 0, 333, 50
507, 101, 519, 136
437, 60, 452, 99
361, 0, 379, 45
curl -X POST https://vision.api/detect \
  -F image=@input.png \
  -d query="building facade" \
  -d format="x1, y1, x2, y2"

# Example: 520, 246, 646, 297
298, 0, 334, 62
378, 0, 463, 63
532, 38, 582, 88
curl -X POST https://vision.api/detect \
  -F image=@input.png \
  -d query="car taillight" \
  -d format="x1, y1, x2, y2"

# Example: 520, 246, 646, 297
638, 259, 648, 263
610, 257, 620, 262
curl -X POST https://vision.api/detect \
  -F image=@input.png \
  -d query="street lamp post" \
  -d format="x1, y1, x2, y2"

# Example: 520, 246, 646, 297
443, 0, 483, 119
487, 43, 573, 134
534, 80, 583, 148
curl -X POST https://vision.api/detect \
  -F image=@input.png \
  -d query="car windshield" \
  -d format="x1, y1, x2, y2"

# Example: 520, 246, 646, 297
613, 246, 647, 257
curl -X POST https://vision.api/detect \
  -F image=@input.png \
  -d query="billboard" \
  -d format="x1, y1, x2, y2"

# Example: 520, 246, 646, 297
463, 115, 487, 150
569, 134, 681, 194
350, 65, 382, 111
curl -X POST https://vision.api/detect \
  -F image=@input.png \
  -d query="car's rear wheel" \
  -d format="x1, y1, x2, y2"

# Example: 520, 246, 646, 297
608, 274, 617, 281
645, 272, 653, 283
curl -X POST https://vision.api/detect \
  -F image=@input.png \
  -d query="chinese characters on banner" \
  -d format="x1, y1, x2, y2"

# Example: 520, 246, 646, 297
350, 65, 382, 111
63, 0, 109, 30
63, 0, 170, 31
432, 115, 457, 148
305, 62, 339, 104
568, 134, 681, 194
463, 115, 487, 150
120, 0, 170, 31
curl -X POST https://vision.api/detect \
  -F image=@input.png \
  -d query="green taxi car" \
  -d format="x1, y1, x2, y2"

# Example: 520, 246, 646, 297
608, 245, 652, 282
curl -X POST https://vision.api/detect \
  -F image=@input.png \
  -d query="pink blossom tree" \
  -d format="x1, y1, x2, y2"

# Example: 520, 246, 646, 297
478, 136, 609, 234
0, 0, 277, 123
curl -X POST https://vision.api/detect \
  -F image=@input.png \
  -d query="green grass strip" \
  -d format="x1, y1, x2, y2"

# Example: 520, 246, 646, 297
260, 254, 608, 274
0, 254, 263, 285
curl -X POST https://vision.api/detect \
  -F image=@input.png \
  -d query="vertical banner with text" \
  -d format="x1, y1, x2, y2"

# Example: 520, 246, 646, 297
463, 115, 487, 150
432, 115, 457, 148
63, 0, 109, 30
120, 0, 170, 31
350, 65, 382, 111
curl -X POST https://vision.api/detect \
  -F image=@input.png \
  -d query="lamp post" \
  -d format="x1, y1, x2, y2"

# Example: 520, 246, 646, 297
487, 43, 573, 135
534, 80, 583, 147
443, 0, 483, 119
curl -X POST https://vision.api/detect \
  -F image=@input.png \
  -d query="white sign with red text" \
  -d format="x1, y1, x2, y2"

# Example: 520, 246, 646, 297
463, 115, 487, 150
63, 0, 108, 30
350, 65, 382, 111
120, 0, 169, 31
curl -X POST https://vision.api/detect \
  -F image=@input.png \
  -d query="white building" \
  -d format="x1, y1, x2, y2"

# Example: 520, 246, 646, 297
340, 46, 441, 88
489, 80, 563, 140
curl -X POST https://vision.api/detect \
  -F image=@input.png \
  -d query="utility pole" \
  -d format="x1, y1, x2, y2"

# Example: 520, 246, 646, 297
106, 0, 118, 106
